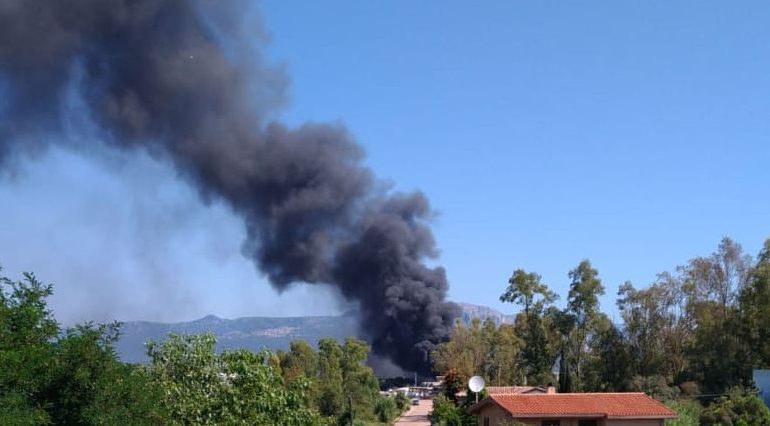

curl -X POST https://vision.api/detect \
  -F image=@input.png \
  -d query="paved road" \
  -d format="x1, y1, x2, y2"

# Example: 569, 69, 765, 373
394, 399, 432, 425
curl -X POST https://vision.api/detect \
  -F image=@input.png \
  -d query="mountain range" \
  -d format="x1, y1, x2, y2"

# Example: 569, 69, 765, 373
115, 303, 517, 364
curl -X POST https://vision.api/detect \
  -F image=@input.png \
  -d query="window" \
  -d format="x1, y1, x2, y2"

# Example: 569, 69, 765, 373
541, 421, 560, 426
483, 417, 489, 426
578, 421, 597, 426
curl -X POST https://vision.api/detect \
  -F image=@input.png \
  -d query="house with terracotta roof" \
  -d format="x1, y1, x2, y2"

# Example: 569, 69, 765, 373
468, 392, 677, 426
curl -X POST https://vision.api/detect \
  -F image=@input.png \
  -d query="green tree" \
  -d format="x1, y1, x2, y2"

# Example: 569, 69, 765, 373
432, 319, 488, 382
500, 269, 555, 384
394, 391, 411, 412
618, 277, 690, 381
545, 307, 576, 392
0, 271, 58, 424
0, 270, 167, 425
46, 323, 166, 424
340, 337, 380, 424
147, 333, 323, 425
373, 396, 397, 422
582, 319, 633, 391
283, 339, 318, 382
565, 260, 605, 391
700, 387, 770, 426
430, 393, 475, 426
500, 269, 557, 316
489, 323, 524, 385
738, 239, 770, 369
316, 338, 345, 418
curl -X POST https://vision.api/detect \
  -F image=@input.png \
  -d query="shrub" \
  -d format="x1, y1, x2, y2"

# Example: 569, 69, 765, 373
664, 399, 701, 426
700, 387, 770, 426
373, 396, 397, 422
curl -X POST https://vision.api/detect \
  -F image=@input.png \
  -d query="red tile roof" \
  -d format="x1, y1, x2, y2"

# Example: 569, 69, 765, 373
470, 392, 677, 419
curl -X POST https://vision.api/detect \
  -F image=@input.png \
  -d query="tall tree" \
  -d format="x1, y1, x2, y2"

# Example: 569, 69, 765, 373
340, 338, 379, 424
739, 239, 770, 367
617, 277, 688, 380
565, 260, 605, 391
582, 317, 633, 391
282, 339, 318, 383
432, 318, 488, 381
685, 237, 751, 318
682, 239, 753, 393
500, 269, 556, 384
500, 269, 557, 316
316, 338, 344, 418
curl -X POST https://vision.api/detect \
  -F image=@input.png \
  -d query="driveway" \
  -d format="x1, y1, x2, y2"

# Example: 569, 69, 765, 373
394, 399, 432, 425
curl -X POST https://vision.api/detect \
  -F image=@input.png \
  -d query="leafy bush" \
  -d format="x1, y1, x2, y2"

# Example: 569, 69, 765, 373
0, 271, 167, 425
665, 399, 701, 426
395, 391, 411, 411
431, 394, 475, 426
374, 396, 397, 422
700, 387, 770, 426
147, 334, 325, 425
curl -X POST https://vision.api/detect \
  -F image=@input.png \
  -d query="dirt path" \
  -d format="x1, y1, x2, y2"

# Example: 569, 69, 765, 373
394, 399, 432, 426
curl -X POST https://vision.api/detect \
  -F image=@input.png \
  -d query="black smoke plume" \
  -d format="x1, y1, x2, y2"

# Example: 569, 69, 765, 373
0, 0, 459, 373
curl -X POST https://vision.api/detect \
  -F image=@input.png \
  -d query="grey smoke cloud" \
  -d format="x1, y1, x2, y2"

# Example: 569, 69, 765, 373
0, 0, 459, 373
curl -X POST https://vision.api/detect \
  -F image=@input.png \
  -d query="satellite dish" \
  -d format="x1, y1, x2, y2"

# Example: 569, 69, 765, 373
468, 375, 486, 393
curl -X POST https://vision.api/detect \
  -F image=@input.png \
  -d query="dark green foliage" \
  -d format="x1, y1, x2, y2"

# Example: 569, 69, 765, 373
277, 337, 391, 425
565, 260, 605, 391
583, 322, 633, 392
430, 394, 475, 426
500, 269, 557, 316
0, 271, 57, 424
700, 387, 770, 426
0, 270, 167, 425
738, 240, 770, 371
316, 338, 345, 417
374, 396, 397, 422
394, 391, 411, 411
147, 333, 325, 425
519, 312, 552, 381
500, 270, 557, 383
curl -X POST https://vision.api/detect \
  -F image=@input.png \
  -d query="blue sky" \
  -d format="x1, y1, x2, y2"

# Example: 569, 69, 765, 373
1, 1, 769, 324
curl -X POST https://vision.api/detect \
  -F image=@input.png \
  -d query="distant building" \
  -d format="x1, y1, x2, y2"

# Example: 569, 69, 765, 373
487, 386, 547, 395
468, 392, 677, 426
754, 370, 770, 408
458, 385, 549, 400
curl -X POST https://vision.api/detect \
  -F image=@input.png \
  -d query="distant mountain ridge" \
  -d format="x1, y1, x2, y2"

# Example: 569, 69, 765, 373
115, 303, 518, 364
456, 302, 517, 325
